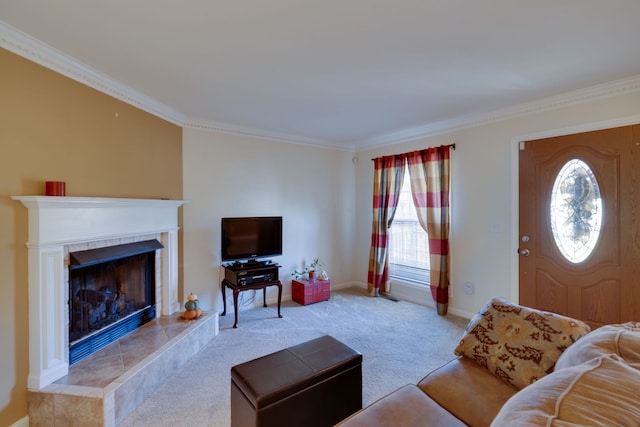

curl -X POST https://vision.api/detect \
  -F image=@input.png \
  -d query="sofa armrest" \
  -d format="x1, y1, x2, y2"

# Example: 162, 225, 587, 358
417, 357, 517, 427
335, 384, 465, 427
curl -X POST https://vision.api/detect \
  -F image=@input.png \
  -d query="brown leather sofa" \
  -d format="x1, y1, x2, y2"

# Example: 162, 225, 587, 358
337, 299, 640, 426
336, 356, 516, 427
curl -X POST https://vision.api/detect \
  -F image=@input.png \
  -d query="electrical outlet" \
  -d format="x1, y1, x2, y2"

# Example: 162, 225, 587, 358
464, 282, 474, 295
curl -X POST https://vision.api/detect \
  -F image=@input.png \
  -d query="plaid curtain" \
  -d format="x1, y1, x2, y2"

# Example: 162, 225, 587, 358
367, 154, 405, 295
407, 146, 451, 315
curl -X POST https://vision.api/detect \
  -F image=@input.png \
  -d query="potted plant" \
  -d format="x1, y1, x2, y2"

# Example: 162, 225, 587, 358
291, 258, 323, 281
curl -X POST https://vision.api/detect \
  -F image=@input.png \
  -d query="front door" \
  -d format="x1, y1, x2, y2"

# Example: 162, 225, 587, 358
519, 124, 640, 328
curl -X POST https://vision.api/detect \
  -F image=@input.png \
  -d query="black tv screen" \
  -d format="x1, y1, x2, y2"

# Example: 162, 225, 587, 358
221, 216, 283, 262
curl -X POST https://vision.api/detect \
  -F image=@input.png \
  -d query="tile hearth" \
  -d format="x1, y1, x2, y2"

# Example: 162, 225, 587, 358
28, 312, 218, 427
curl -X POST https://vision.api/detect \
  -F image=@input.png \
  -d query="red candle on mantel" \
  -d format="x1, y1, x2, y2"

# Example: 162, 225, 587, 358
45, 181, 66, 196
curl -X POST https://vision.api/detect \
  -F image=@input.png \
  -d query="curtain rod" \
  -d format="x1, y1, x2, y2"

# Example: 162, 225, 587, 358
370, 143, 456, 161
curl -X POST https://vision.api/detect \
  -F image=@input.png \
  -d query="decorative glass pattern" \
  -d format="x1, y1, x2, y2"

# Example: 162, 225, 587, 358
550, 159, 602, 263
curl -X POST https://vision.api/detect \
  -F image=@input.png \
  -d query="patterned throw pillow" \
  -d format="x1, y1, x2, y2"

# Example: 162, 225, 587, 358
455, 297, 590, 389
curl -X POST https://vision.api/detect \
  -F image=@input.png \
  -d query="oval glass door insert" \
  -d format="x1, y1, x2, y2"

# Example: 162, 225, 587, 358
550, 158, 602, 263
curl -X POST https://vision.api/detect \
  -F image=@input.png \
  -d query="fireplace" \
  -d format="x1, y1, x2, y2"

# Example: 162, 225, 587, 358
12, 196, 186, 389
68, 240, 163, 364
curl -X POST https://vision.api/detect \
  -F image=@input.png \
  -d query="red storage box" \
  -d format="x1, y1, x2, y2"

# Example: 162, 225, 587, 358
292, 279, 330, 305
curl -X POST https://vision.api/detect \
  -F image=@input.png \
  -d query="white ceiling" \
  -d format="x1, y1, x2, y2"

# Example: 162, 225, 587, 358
2, 1, 640, 150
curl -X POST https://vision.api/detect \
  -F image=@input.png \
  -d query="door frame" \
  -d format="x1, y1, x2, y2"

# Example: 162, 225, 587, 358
509, 114, 640, 304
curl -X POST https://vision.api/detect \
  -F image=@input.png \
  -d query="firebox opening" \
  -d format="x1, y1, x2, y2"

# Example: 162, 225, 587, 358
68, 240, 163, 365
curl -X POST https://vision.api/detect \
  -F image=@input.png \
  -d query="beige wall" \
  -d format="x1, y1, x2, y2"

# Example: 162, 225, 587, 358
182, 128, 357, 313
0, 48, 183, 426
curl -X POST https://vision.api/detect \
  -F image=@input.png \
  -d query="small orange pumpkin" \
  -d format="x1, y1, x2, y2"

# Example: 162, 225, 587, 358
183, 309, 197, 320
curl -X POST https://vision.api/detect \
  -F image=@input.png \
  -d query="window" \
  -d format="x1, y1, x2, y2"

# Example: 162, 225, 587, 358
389, 169, 430, 284
550, 158, 602, 263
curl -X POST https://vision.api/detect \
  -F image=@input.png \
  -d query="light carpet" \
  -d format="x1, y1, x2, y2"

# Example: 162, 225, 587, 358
118, 286, 469, 426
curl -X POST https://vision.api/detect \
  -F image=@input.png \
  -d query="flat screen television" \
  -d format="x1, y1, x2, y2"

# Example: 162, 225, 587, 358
221, 216, 283, 262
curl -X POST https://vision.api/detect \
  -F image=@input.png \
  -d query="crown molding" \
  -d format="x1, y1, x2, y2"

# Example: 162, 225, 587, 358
357, 74, 640, 150
184, 118, 355, 152
0, 19, 352, 150
0, 19, 353, 150
0, 20, 185, 126
4, 18, 640, 152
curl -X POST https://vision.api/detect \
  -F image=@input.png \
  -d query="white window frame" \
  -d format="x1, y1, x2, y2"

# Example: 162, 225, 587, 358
389, 169, 430, 286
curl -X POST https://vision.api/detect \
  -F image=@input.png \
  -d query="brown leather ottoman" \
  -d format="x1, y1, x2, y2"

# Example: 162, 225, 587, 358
230, 335, 362, 427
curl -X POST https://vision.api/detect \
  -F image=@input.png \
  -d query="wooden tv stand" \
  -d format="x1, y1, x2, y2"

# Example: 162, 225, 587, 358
221, 263, 283, 328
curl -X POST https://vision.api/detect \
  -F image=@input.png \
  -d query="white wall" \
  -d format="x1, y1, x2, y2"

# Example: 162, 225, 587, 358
355, 90, 640, 319
182, 128, 356, 313
182, 88, 640, 320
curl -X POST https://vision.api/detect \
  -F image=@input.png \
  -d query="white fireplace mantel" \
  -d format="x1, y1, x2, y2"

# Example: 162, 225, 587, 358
12, 196, 187, 389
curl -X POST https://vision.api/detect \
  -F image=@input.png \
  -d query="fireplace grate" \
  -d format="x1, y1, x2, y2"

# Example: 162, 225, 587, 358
69, 305, 156, 365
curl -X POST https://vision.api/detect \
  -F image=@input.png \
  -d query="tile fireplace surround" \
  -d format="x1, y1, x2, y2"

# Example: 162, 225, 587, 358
12, 196, 219, 426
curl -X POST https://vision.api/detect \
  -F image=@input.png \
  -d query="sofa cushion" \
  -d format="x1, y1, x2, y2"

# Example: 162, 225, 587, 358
418, 357, 517, 427
491, 354, 640, 426
555, 321, 640, 370
454, 297, 590, 389
335, 384, 466, 427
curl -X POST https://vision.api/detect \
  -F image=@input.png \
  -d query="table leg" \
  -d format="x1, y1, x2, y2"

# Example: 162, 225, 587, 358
262, 287, 267, 307
276, 282, 283, 318
221, 280, 227, 316
233, 288, 240, 328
